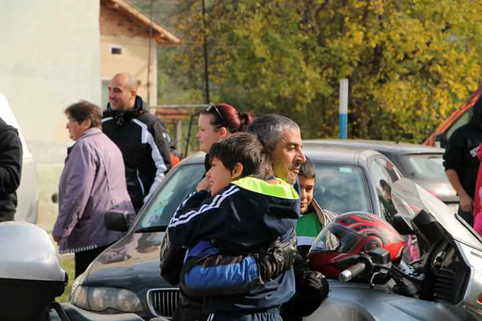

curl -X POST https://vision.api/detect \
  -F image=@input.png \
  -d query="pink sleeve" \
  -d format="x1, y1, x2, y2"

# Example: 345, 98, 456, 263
477, 143, 482, 161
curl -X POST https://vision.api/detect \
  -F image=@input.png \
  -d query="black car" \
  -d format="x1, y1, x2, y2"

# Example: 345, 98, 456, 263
69, 145, 402, 319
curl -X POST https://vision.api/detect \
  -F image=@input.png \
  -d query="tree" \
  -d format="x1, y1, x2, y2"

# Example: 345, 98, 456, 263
174, 0, 482, 141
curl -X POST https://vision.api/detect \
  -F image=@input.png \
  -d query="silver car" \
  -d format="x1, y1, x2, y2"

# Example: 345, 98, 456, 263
304, 139, 459, 212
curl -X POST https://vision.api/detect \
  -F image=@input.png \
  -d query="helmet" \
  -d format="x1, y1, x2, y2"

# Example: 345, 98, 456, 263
308, 212, 405, 278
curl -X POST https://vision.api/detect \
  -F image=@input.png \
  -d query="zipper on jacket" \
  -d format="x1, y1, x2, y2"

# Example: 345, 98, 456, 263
136, 170, 145, 195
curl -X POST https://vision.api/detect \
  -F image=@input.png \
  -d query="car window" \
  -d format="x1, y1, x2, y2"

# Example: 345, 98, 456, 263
136, 163, 204, 230
369, 157, 399, 223
135, 161, 372, 229
313, 163, 371, 215
398, 154, 445, 180
446, 108, 471, 142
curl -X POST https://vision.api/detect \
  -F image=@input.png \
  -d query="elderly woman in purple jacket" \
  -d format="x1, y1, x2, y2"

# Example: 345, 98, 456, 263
53, 101, 135, 277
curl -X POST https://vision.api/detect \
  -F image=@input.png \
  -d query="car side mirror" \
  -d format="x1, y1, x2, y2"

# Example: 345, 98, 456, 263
104, 211, 130, 232
392, 214, 415, 235
434, 133, 446, 148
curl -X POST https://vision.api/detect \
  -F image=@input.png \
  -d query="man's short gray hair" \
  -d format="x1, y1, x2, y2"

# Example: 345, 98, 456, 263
248, 114, 300, 151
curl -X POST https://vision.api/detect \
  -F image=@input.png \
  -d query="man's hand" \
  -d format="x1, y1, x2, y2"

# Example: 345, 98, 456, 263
460, 193, 473, 213
53, 235, 61, 243
196, 177, 210, 192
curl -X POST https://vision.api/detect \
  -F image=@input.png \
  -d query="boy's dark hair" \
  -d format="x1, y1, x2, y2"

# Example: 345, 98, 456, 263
65, 100, 102, 128
299, 156, 316, 179
209, 133, 270, 178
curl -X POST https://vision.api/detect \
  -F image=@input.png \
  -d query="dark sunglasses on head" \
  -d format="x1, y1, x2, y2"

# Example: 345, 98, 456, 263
206, 103, 226, 127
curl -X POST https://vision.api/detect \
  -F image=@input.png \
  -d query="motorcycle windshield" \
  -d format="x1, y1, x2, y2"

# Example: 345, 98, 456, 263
391, 179, 482, 251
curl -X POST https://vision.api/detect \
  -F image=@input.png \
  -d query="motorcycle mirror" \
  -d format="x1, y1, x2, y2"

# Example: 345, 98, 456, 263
367, 248, 391, 265
104, 211, 130, 232
392, 214, 415, 235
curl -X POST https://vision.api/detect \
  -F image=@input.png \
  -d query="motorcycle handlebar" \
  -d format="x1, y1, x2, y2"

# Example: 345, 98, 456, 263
339, 262, 366, 283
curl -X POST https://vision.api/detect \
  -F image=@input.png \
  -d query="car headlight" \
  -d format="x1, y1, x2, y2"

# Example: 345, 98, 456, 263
72, 285, 143, 313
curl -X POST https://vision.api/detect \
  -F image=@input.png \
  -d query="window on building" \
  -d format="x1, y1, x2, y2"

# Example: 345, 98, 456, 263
110, 46, 122, 55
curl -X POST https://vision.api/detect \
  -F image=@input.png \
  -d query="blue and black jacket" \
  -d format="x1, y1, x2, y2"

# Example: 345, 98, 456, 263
103, 96, 172, 211
167, 176, 299, 313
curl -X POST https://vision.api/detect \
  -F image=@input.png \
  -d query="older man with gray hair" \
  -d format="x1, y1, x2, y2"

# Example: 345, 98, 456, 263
248, 115, 328, 319
248, 114, 305, 184
103, 72, 172, 212
160, 114, 328, 321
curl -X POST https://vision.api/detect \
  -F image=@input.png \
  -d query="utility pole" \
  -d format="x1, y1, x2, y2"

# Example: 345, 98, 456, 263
339, 79, 349, 139
201, 0, 210, 103
147, 0, 154, 104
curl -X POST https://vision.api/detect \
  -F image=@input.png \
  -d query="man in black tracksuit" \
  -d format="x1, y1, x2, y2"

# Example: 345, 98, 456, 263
0, 117, 22, 221
103, 73, 171, 212
444, 95, 482, 226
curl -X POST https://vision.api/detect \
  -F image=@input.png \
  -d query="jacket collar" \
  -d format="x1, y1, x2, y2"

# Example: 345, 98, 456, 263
104, 96, 149, 126
66, 128, 102, 159
78, 128, 102, 141
232, 176, 299, 200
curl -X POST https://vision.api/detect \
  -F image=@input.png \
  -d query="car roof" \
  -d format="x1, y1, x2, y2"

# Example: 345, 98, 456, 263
304, 139, 445, 156
180, 145, 386, 167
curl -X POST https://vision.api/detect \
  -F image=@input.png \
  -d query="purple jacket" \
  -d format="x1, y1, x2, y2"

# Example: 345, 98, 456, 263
53, 128, 135, 254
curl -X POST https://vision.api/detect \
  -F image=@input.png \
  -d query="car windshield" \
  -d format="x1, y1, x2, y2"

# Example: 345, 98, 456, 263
135, 163, 204, 231
398, 154, 446, 180
133, 161, 371, 231
391, 179, 482, 250
313, 163, 371, 214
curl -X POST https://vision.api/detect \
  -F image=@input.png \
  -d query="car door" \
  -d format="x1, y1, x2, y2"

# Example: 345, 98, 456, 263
368, 156, 402, 223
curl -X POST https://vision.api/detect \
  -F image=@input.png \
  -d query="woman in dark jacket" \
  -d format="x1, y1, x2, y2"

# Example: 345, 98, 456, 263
53, 101, 135, 277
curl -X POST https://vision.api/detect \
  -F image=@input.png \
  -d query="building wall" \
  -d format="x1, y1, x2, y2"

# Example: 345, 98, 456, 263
100, 35, 157, 108
99, 1, 158, 108
0, 0, 100, 163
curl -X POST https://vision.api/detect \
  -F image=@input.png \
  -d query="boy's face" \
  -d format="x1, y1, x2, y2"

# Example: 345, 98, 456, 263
206, 157, 238, 196
299, 176, 315, 214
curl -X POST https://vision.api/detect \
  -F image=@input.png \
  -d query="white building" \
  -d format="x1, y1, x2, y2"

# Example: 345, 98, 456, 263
0, 0, 101, 163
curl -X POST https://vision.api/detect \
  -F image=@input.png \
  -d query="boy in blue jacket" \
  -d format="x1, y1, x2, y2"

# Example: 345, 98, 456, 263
167, 133, 299, 321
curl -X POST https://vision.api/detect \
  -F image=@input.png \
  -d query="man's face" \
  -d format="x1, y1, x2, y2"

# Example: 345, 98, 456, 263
206, 157, 236, 196
299, 176, 315, 214
271, 128, 306, 184
108, 75, 136, 111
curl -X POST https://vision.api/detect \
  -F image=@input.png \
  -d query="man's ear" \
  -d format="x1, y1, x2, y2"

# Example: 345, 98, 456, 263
232, 162, 244, 180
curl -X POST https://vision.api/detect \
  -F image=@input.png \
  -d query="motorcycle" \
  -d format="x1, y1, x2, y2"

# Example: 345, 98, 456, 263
3, 178, 482, 320
305, 178, 482, 321
0, 221, 147, 321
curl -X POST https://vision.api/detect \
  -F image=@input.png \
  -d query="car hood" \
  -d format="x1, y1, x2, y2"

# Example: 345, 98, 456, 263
84, 232, 172, 289
410, 178, 459, 203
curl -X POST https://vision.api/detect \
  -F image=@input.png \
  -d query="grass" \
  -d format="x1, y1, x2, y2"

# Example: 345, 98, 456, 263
57, 255, 76, 303
37, 164, 75, 302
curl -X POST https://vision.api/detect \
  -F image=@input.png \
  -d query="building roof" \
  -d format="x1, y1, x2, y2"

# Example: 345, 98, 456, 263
101, 0, 180, 45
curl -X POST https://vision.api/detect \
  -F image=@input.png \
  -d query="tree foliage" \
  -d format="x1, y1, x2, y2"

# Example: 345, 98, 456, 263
173, 0, 482, 141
